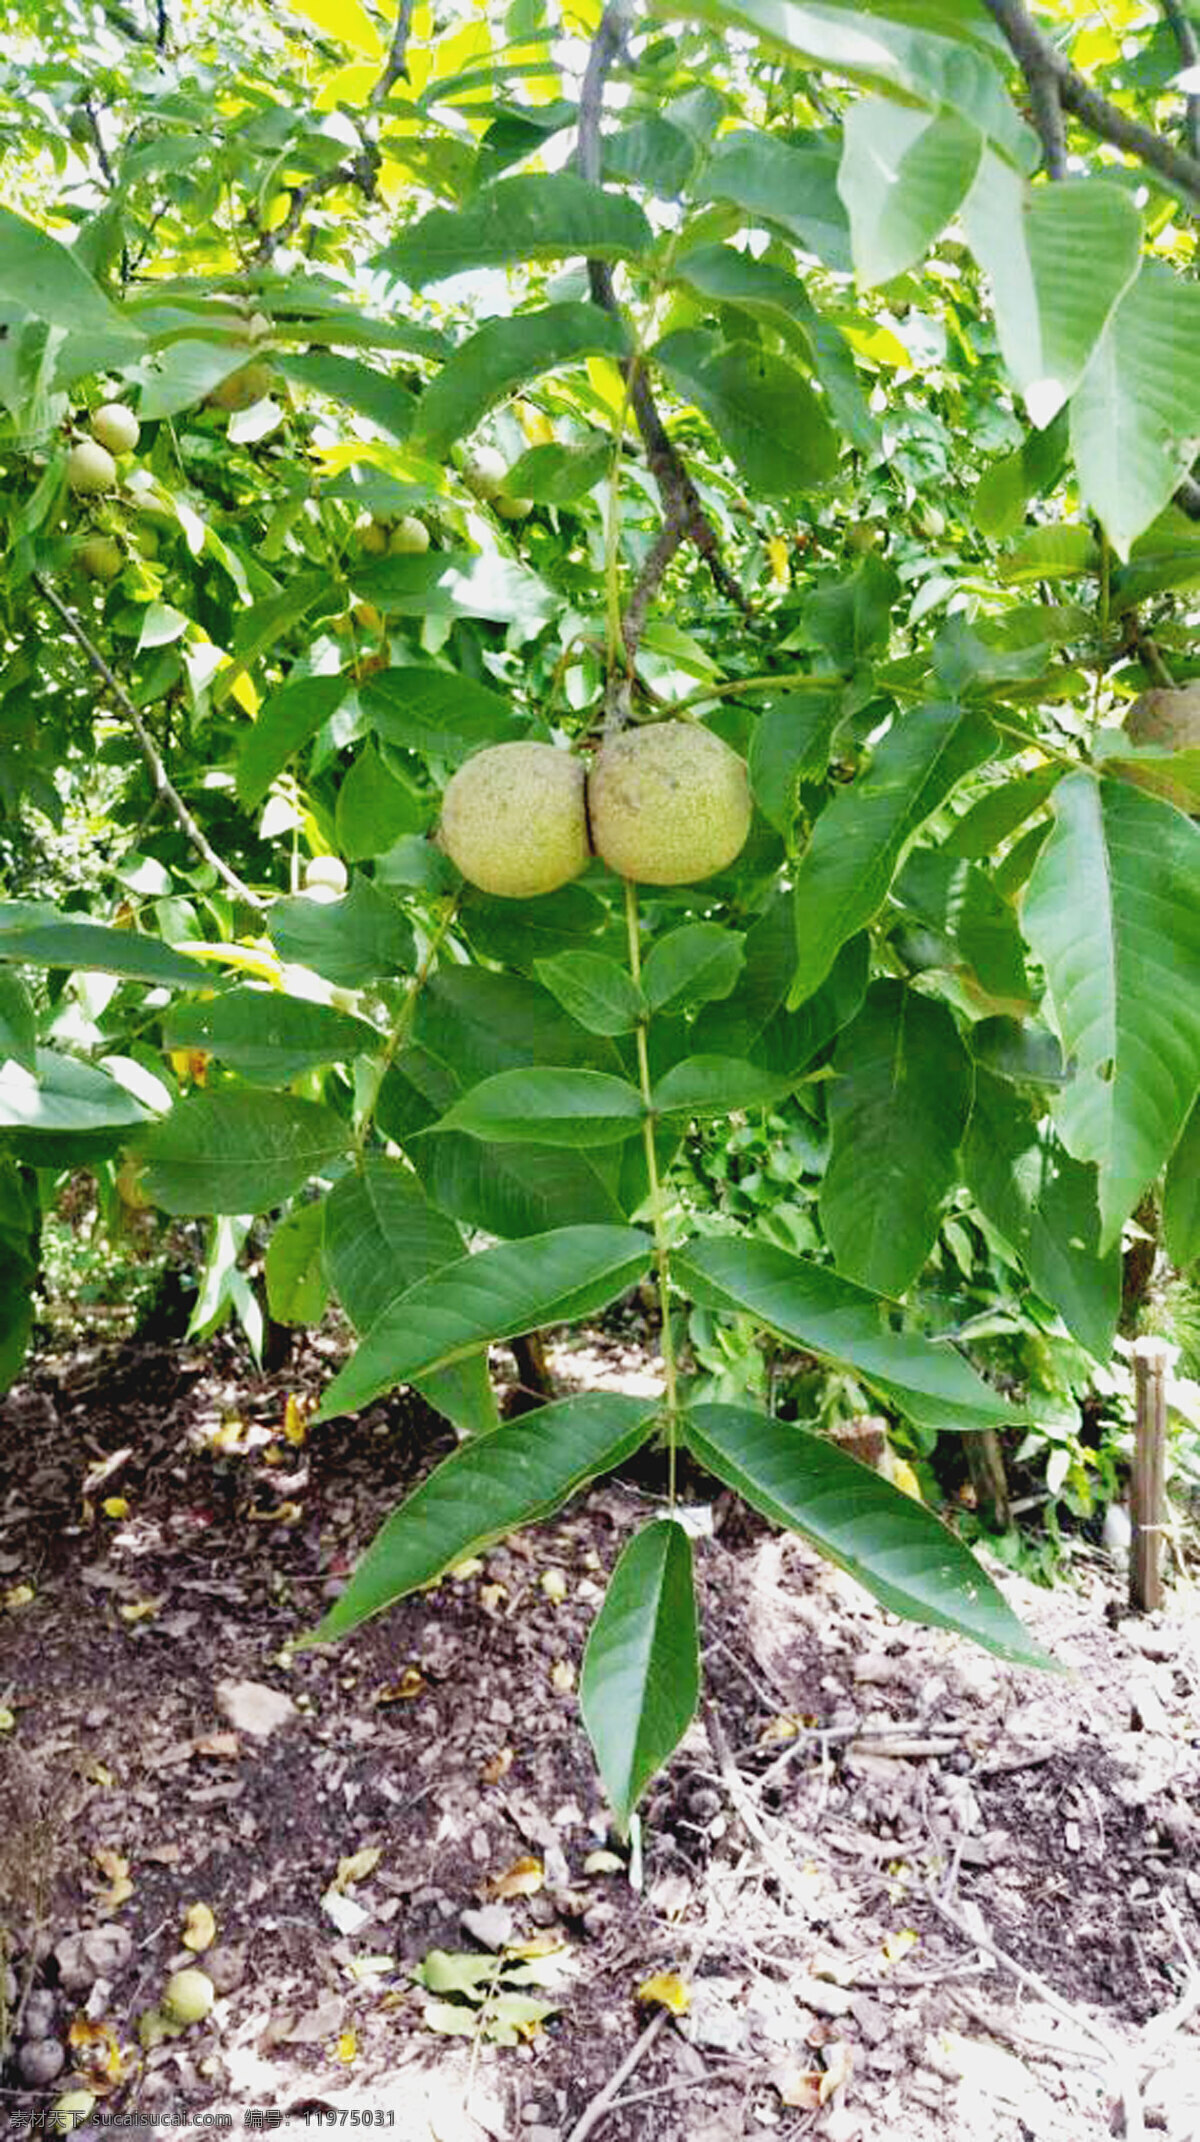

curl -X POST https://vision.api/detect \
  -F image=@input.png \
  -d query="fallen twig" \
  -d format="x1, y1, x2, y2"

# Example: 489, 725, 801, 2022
564, 2009, 669, 2142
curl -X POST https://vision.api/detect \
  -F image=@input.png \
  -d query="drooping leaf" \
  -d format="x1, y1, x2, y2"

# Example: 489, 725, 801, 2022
418, 1133, 629, 1237
336, 740, 427, 859
275, 351, 415, 437
305, 1392, 658, 1641
700, 129, 853, 271
0, 903, 205, 987
789, 704, 994, 1005
377, 174, 651, 285
431, 1068, 644, 1147
323, 1156, 466, 1331
1070, 261, 1200, 560
749, 690, 844, 834
962, 162, 1141, 426
140, 1092, 348, 1214
0, 972, 37, 1074
684, 1404, 1052, 1668
963, 1070, 1119, 1359
315, 1225, 651, 1419
235, 677, 349, 810
0, 208, 142, 339
360, 666, 522, 761
839, 99, 982, 285
821, 982, 973, 1295
640, 924, 746, 1015
0, 1049, 150, 1142
265, 1202, 329, 1325
163, 990, 377, 1083
675, 1236, 1018, 1435
268, 878, 416, 988
1164, 1098, 1200, 1270
1022, 775, 1200, 1248
413, 303, 628, 459
651, 1055, 796, 1116
653, 329, 838, 495
804, 554, 899, 670
534, 952, 645, 1036
580, 1522, 699, 1834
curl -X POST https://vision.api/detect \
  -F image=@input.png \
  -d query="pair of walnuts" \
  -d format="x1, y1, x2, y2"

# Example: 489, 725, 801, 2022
440, 723, 752, 896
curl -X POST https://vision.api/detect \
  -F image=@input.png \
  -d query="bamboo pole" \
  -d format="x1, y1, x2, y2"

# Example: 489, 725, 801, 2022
1130, 1338, 1170, 1613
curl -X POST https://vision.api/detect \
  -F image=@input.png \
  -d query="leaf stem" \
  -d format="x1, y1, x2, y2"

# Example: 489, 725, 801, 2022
625, 877, 679, 1506
352, 895, 459, 1159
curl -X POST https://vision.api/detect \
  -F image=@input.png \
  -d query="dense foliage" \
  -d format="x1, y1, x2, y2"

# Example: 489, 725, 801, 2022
2, 0, 1200, 1822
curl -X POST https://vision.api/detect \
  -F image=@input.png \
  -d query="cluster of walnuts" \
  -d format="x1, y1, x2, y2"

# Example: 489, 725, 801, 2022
439, 723, 752, 896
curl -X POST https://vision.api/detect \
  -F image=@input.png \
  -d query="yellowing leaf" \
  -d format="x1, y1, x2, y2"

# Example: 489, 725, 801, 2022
118, 1599, 158, 1623
759, 1712, 801, 1745
67, 2016, 126, 2081
93, 1847, 129, 1882
449, 1555, 485, 1579
3, 1583, 35, 1611
182, 1903, 217, 1952
169, 1047, 209, 1085
842, 323, 910, 368
516, 401, 555, 447
102, 1497, 130, 1519
490, 1855, 543, 1900
540, 1568, 568, 1602
586, 356, 628, 424
481, 1747, 513, 1785
637, 1971, 690, 2015
549, 1659, 575, 1693
282, 1392, 309, 1445
881, 1453, 922, 1500
582, 1849, 624, 1875
882, 1927, 919, 1965
0, 1708, 14, 1731
315, 60, 378, 109
335, 2027, 358, 2062
290, 0, 382, 58
336, 1846, 383, 1890
377, 1666, 425, 1702
767, 536, 790, 586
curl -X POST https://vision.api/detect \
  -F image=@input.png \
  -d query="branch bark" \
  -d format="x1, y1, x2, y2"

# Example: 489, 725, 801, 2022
371, 0, 415, 105
250, 153, 377, 268
1162, 0, 1200, 163
32, 575, 264, 912
576, 1, 750, 661
981, 0, 1200, 207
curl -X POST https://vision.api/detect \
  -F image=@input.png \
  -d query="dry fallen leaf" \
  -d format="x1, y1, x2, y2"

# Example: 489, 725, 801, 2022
376, 1666, 425, 1703
489, 1855, 543, 1901
3, 1582, 35, 1611
335, 2028, 357, 2063
540, 1568, 568, 1602
101, 1497, 130, 1519
549, 1660, 575, 1693
67, 2017, 127, 2083
881, 1928, 919, 1966
281, 1392, 309, 1445
637, 1971, 690, 2016
215, 1679, 296, 1738
194, 1730, 240, 1759
336, 1846, 383, 1890
182, 1903, 217, 1952
481, 1747, 514, 1785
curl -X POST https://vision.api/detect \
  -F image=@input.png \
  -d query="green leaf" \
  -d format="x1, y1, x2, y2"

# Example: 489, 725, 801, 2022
265, 1202, 329, 1325
683, 1404, 1052, 1668
789, 704, 994, 1005
749, 690, 843, 834
1022, 775, 1200, 1248
804, 554, 899, 670
839, 100, 981, 286
415, 967, 623, 1086
1070, 261, 1200, 560
140, 1092, 348, 1215
701, 129, 852, 272
418, 1133, 628, 1237
0, 1049, 149, 1140
236, 677, 349, 811
606, 113, 697, 194
432, 1069, 644, 1147
580, 1522, 699, 1834
0, 903, 205, 988
413, 303, 628, 459
534, 953, 645, 1037
654, 329, 838, 496
378, 174, 651, 285
360, 667, 522, 762
306, 1391, 658, 1640
268, 878, 416, 989
651, 1055, 795, 1116
275, 351, 415, 438
969, 1015, 1067, 1088
0, 208, 142, 340
0, 972, 37, 1074
675, 1236, 1018, 1435
964, 1070, 1119, 1359
674, 247, 879, 452
641, 924, 746, 1014
502, 439, 610, 504
1164, 1099, 1200, 1270
895, 849, 1032, 1007
942, 768, 1059, 860
163, 990, 377, 1083
323, 1156, 466, 1331
316, 1223, 649, 1420
336, 740, 427, 860
821, 982, 973, 1295
962, 165, 1141, 427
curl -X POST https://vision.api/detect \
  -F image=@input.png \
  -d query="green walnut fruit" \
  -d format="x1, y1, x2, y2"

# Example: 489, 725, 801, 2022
1123, 685, 1200, 812
389, 514, 430, 554
495, 493, 532, 521
78, 535, 123, 582
162, 1969, 215, 2025
440, 742, 589, 899
91, 403, 140, 456
588, 722, 752, 886
303, 855, 348, 896
358, 517, 389, 555
66, 440, 117, 495
461, 445, 507, 502
209, 362, 273, 413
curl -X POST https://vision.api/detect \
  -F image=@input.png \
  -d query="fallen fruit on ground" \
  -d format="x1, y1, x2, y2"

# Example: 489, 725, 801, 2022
389, 514, 430, 554
588, 721, 752, 884
439, 741, 590, 898
66, 440, 117, 495
161, 1968, 214, 2024
77, 535, 123, 582
90, 403, 140, 455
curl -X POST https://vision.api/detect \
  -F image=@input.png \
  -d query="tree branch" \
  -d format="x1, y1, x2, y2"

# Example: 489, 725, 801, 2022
981, 0, 1200, 207
576, 1, 751, 658
1162, 0, 1200, 163
371, 0, 415, 104
249, 152, 377, 267
32, 575, 264, 912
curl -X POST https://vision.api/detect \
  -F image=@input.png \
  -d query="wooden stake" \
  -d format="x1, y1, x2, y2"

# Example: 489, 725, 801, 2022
1130, 1338, 1170, 1613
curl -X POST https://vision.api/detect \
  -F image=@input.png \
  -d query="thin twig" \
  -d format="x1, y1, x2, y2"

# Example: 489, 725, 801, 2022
575, 1, 751, 659
981, 0, 1200, 207
32, 574, 263, 910
564, 2010, 669, 2142
371, 0, 415, 104
1162, 0, 1200, 162
250, 153, 377, 267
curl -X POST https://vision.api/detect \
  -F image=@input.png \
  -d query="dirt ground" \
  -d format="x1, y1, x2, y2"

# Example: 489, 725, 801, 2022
2, 1324, 1199, 2142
